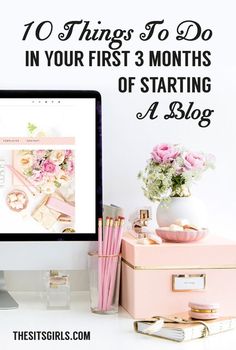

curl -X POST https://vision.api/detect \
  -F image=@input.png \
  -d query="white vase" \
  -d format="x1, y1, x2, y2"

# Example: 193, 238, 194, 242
156, 196, 208, 228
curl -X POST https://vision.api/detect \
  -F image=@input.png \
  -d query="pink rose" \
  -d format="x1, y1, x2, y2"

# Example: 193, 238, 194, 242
65, 150, 73, 158
151, 144, 179, 164
34, 150, 47, 158
183, 152, 205, 170
31, 171, 44, 182
43, 160, 56, 173
66, 160, 74, 175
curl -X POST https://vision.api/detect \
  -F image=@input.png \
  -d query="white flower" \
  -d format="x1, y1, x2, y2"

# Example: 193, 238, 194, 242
41, 181, 56, 194
49, 150, 65, 165
56, 170, 71, 185
18, 154, 34, 168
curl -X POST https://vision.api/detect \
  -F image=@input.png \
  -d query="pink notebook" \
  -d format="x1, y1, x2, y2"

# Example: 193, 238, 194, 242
46, 197, 75, 218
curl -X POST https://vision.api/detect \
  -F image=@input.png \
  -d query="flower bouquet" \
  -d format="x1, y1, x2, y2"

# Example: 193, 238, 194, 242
15, 149, 74, 194
138, 143, 215, 203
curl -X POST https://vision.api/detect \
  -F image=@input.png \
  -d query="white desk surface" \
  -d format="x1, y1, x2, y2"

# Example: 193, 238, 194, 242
1, 292, 236, 350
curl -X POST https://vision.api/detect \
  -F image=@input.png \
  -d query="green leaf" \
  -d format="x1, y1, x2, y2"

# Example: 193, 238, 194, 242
54, 180, 61, 188
27, 122, 37, 134
24, 169, 33, 176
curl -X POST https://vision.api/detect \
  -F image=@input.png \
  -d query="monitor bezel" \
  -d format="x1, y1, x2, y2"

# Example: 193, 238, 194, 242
0, 90, 102, 241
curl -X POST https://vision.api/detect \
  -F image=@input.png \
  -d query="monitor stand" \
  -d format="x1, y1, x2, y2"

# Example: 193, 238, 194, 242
0, 271, 18, 309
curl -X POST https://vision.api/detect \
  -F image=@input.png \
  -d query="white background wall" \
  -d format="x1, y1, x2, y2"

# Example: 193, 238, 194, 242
0, 0, 235, 289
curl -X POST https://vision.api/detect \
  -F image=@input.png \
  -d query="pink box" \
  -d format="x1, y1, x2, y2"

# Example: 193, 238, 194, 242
120, 234, 236, 319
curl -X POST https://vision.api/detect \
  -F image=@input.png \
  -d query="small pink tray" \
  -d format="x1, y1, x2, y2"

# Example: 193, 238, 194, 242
6, 190, 28, 212
156, 228, 208, 243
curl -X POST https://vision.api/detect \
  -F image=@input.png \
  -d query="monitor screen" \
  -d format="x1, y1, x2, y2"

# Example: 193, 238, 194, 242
0, 90, 102, 241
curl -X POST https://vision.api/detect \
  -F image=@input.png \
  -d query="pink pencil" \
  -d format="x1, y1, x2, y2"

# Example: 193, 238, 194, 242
98, 218, 103, 310
102, 218, 113, 310
106, 218, 125, 309
103, 219, 119, 310
115, 217, 125, 254
6, 164, 38, 196
100, 217, 110, 310
102, 217, 110, 255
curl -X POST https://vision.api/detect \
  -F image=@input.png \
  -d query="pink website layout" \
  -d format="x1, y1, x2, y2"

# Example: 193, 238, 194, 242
0, 98, 96, 234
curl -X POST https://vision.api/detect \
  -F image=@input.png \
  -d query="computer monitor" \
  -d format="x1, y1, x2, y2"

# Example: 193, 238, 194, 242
0, 90, 102, 308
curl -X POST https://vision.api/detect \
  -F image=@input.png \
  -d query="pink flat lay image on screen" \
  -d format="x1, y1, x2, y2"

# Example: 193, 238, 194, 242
0, 90, 102, 238
12, 149, 75, 195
